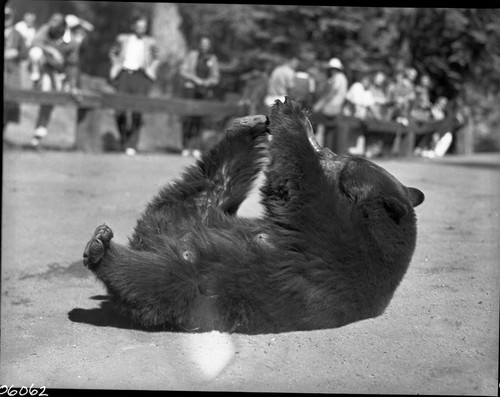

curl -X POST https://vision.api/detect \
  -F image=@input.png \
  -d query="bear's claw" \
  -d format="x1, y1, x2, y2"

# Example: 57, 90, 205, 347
83, 224, 114, 269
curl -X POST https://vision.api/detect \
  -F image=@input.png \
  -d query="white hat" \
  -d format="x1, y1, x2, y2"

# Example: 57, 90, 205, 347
65, 14, 94, 31
65, 14, 80, 28
328, 58, 343, 70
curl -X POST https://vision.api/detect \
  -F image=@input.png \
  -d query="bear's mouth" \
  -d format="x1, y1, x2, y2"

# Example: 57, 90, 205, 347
304, 116, 337, 159
304, 116, 344, 176
304, 116, 324, 153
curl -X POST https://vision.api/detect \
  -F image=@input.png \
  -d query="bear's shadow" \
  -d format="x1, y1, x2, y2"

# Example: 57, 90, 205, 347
56, 259, 166, 332
68, 295, 167, 332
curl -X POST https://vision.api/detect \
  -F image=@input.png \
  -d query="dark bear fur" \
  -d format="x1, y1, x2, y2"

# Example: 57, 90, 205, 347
83, 98, 424, 334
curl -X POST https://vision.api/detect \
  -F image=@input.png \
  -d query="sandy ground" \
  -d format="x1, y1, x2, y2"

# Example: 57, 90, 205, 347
1, 147, 499, 394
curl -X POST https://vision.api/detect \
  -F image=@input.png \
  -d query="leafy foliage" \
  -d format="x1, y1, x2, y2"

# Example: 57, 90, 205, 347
175, 6, 500, 96
174, 4, 499, 150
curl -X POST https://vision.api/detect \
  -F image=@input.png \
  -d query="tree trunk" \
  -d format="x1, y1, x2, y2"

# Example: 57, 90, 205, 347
141, 3, 187, 152
151, 3, 187, 83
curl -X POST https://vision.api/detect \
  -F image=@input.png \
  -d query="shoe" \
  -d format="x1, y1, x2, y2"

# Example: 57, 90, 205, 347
192, 149, 202, 159
433, 132, 453, 157
421, 149, 436, 159
348, 147, 365, 156
396, 117, 409, 126
30, 137, 41, 148
34, 126, 48, 138
125, 148, 136, 156
30, 70, 41, 82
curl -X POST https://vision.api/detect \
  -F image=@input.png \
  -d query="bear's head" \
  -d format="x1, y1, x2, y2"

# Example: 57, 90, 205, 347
337, 155, 425, 222
304, 116, 425, 221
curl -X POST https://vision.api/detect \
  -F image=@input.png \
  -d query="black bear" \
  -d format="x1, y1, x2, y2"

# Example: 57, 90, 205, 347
83, 98, 424, 334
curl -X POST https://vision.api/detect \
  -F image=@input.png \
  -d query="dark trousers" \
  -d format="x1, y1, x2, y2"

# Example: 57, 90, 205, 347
112, 69, 152, 150
181, 86, 213, 149
35, 105, 53, 129
33, 70, 59, 131
309, 113, 339, 150
3, 102, 20, 127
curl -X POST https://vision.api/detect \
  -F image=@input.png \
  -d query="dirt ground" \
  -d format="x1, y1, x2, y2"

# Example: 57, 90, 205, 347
1, 146, 499, 394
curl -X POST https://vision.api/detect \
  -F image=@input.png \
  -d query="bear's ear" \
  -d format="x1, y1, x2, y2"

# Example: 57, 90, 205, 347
383, 196, 408, 222
408, 187, 425, 208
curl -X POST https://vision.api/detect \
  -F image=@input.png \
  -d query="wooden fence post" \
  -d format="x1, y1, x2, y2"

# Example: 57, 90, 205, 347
75, 107, 104, 152
399, 127, 415, 157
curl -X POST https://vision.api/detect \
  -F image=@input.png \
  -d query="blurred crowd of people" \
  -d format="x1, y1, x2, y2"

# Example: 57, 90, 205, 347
240, 50, 460, 159
5, 5, 459, 159
4, 6, 95, 147
4, 6, 221, 157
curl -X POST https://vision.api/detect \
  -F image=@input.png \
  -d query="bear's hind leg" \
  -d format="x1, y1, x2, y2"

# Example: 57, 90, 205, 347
83, 224, 114, 270
83, 224, 204, 329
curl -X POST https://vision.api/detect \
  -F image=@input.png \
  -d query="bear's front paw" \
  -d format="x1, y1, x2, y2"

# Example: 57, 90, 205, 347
232, 114, 268, 130
83, 224, 114, 269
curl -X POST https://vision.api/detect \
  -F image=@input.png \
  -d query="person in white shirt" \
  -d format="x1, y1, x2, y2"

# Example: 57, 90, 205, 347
344, 74, 380, 156
15, 12, 37, 48
264, 53, 299, 107
311, 57, 348, 148
345, 75, 379, 119
109, 14, 159, 156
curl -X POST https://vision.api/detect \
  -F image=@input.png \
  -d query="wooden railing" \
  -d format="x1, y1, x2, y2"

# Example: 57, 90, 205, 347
3, 88, 245, 116
5, 88, 463, 155
4, 88, 248, 152
321, 114, 465, 156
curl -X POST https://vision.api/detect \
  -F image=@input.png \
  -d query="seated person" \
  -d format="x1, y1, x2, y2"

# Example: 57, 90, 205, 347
28, 13, 69, 147
343, 74, 379, 156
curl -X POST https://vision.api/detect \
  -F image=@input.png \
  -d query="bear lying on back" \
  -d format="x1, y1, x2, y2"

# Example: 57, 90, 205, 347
83, 98, 424, 334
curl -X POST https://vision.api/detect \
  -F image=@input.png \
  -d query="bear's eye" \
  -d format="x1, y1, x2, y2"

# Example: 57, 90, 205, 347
182, 250, 196, 262
256, 233, 268, 242
255, 233, 274, 248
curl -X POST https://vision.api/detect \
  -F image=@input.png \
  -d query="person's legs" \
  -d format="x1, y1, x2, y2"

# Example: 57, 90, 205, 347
3, 101, 20, 133
181, 86, 196, 155
346, 118, 367, 156
308, 113, 326, 148
120, 71, 152, 155
323, 116, 338, 151
125, 112, 143, 154
31, 72, 56, 147
35, 105, 53, 129
113, 71, 133, 152
114, 111, 129, 150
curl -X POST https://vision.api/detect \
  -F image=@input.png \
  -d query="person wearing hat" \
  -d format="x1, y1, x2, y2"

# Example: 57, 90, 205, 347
311, 57, 348, 149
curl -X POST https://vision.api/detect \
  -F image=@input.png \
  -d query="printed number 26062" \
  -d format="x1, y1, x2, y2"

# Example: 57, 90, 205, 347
0, 385, 48, 396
